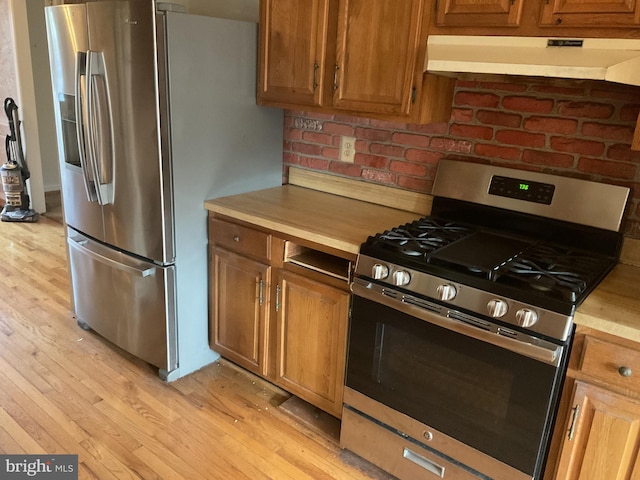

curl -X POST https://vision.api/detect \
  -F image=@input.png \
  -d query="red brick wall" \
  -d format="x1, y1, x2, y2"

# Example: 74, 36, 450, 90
283, 78, 640, 238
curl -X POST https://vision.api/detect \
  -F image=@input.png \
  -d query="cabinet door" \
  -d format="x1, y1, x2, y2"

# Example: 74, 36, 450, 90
555, 380, 640, 480
258, 0, 333, 107
275, 270, 349, 417
332, 0, 423, 116
435, 0, 524, 27
540, 0, 640, 27
210, 248, 270, 376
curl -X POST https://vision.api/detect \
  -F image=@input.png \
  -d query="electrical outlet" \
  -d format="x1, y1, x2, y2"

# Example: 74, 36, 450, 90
340, 136, 356, 163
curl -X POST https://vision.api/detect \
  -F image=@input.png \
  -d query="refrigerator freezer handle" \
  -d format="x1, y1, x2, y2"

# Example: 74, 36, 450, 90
86, 51, 114, 206
75, 51, 98, 203
68, 235, 156, 278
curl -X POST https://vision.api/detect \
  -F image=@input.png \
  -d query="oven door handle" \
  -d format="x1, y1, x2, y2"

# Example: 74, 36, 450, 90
352, 281, 563, 366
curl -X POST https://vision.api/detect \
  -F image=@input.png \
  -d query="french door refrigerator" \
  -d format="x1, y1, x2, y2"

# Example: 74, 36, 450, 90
45, 1, 283, 381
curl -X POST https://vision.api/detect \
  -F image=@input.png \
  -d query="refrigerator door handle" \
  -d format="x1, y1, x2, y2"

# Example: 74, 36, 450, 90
86, 50, 114, 206
68, 235, 156, 278
74, 51, 98, 203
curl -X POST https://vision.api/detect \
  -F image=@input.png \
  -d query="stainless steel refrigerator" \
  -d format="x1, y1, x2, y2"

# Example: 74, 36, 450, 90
45, 1, 283, 381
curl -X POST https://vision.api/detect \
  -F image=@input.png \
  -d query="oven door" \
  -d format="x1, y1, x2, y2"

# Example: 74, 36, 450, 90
346, 281, 569, 479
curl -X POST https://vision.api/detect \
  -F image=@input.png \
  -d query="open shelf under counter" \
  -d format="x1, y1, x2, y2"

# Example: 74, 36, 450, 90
284, 241, 353, 284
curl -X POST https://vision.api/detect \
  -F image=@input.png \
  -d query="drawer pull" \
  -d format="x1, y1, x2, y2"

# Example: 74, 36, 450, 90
403, 448, 445, 478
233, 235, 240, 242
619, 366, 633, 377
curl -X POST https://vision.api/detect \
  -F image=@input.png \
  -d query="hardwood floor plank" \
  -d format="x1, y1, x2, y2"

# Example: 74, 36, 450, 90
92, 393, 227, 479
0, 405, 45, 453
79, 436, 149, 480
132, 446, 200, 480
0, 370, 74, 454
0, 426, 26, 454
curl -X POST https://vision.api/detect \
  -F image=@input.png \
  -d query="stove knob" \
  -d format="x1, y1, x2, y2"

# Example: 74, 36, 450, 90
487, 299, 508, 318
436, 284, 457, 302
516, 308, 539, 327
392, 270, 411, 287
372, 263, 389, 280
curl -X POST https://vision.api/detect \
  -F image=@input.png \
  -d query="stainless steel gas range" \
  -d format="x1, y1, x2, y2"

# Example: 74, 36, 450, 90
341, 159, 630, 480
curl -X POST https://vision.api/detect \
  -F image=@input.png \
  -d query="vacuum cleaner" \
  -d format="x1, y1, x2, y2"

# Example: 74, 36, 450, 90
1, 97, 37, 222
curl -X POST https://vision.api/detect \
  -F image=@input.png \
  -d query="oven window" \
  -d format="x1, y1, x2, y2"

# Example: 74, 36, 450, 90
346, 296, 565, 477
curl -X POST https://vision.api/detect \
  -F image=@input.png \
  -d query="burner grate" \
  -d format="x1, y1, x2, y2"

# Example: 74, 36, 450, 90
372, 219, 473, 259
495, 244, 612, 302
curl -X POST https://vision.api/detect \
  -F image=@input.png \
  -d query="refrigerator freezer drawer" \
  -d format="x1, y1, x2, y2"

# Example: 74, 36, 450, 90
67, 231, 177, 373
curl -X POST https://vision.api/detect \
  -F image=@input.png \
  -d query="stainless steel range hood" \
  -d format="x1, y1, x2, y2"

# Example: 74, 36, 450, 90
426, 35, 640, 87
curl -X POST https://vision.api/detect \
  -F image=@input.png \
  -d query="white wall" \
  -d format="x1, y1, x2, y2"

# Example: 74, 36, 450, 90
8, 0, 47, 212
0, 0, 19, 137
26, 0, 59, 193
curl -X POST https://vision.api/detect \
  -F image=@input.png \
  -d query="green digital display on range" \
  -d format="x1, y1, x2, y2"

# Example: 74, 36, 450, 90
489, 176, 555, 205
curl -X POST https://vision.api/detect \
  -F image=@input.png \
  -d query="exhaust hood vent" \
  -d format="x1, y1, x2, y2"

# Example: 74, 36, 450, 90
426, 35, 640, 87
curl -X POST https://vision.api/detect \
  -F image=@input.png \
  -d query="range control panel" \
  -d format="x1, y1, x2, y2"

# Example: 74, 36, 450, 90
489, 175, 555, 205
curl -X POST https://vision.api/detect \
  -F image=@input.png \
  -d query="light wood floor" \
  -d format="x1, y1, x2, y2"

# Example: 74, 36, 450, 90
0, 216, 391, 480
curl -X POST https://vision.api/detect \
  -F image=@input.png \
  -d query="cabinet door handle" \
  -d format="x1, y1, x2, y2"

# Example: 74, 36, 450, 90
333, 64, 339, 92
313, 62, 319, 90
275, 285, 281, 312
567, 404, 580, 441
258, 279, 264, 306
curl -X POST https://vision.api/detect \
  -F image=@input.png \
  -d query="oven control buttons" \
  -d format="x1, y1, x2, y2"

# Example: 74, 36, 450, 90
516, 308, 539, 327
487, 299, 508, 318
436, 284, 457, 302
392, 270, 411, 286
372, 263, 389, 280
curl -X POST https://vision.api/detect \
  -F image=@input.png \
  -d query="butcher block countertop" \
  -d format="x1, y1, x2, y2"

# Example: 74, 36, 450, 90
205, 167, 640, 343
203, 173, 427, 257
575, 261, 640, 342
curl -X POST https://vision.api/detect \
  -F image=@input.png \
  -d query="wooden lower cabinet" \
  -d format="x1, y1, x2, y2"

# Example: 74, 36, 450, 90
209, 215, 351, 418
547, 328, 640, 479
274, 270, 349, 418
210, 247, 270, 377
554, 380, 640, 479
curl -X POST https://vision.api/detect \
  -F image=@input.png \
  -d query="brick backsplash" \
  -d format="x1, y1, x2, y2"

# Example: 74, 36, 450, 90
283, 77, 640, 238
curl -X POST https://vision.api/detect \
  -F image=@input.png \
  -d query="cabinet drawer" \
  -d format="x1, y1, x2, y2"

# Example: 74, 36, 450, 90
210, 219, 271, 261
580, 336, 640, 392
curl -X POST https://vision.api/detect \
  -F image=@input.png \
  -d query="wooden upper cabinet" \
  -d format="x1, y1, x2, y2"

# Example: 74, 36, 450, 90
258, 0, 450, 121
435, 0, 524, 27
258, 0, 333, 107
540, 0, 640, 27
332, 0, 424, 116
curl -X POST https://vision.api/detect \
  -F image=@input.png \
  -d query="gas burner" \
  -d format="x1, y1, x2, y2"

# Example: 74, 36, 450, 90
373, 218, 473, 258
505, 259, 587, 292
495, 243, 612, 302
